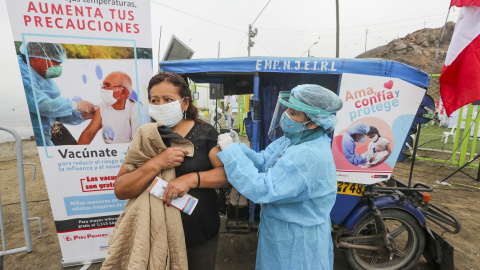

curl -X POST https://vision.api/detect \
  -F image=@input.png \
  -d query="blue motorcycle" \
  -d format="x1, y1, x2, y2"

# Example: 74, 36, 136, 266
329, 86, 461, 270
331, 178, 460, 270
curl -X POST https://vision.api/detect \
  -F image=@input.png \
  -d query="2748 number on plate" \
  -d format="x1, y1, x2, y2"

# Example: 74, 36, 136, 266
337, 182, 365, 196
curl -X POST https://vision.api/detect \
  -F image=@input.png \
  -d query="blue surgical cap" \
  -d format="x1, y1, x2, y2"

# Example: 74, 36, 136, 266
20, 42, 66, 63
348, 122, 370, 135
291, 84, 343, 133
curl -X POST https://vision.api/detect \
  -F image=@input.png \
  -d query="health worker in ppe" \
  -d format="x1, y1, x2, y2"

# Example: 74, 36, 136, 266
342, 122, 374, 166
77, 71, 150, 145
18, 42, 95, 146
216, 84, 343, 270
209, 100, 221, 128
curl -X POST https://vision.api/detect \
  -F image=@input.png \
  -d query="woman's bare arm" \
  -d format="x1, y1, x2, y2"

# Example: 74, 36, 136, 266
163, 146, 228, 205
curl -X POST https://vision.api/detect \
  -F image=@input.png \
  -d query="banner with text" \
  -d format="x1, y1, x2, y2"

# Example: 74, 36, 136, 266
332, 73, 425, 184
5, 0, 153, 266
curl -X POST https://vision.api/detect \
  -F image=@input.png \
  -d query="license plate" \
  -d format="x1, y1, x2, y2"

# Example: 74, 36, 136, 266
337, 181, 365, 196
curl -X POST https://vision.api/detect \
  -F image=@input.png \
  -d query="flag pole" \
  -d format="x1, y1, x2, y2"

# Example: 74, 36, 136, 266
429, 9, 451, 87
408, 9, 451, 186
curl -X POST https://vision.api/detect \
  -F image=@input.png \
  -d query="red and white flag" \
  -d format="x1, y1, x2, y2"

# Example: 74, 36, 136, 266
439, 0, 480, 116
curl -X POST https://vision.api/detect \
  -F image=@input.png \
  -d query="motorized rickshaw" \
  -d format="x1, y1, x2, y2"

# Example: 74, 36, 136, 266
159, 56, 461, 270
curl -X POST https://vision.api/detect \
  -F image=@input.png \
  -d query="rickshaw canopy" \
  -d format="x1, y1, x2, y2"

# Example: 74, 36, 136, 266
160, 57, 429, 87
159, 57, 430, 151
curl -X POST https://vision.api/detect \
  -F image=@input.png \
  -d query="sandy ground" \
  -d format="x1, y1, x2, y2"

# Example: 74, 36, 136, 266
0, 139, 479, 270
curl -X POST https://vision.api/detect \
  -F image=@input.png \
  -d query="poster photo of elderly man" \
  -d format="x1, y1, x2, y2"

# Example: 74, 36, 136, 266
15, 41, 152, 146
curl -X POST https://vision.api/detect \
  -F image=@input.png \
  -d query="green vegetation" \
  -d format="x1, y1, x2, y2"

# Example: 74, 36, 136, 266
415, 124, 480, 154
14, 41, 152, 59
62, 44, 152, 59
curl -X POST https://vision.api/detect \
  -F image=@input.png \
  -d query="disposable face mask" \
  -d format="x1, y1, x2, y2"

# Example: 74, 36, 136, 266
45, 59, 62, 79
370, 134, 378, 142
358, 135, 367, 143
280, 111, 310, 140
99, 88, 120, 105
38, 43, 63, 78
148, 98, 184, 127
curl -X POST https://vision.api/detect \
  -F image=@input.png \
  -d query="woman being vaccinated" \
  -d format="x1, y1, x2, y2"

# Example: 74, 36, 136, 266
104, 72, 227, 270
217, 84, 343, 269
366, 126, 391, 166
367, 126, 391, 153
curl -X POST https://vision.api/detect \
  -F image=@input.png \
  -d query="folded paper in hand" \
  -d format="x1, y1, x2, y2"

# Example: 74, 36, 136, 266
148, 177, 198, 215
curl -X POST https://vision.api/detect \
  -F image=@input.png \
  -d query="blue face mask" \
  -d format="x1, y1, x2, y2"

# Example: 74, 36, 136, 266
358, 135, 367, 143
280, 111, 310, 143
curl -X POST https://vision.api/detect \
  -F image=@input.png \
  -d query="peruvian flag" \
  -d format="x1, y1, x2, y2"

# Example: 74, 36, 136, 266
439, 0, 480, 116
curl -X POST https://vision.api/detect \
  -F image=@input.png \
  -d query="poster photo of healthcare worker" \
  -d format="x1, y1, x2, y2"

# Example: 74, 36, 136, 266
5, 0, 154, 264
331, 73, 425, 185
341, 119, 393, 168
15, 41, 152, 147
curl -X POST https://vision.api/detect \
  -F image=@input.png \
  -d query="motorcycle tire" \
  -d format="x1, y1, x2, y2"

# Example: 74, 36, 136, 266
345, 209, 425, 270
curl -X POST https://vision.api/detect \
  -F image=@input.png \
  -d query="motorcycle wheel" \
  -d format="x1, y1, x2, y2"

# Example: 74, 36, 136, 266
345, 209, 425, 270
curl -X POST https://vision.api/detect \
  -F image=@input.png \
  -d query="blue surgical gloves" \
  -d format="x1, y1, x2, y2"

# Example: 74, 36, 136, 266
217, 130, 239, 150
103, 125, 115, 141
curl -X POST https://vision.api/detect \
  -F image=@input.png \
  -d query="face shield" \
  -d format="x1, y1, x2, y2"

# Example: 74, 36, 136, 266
268, 92, 289, 141
268, 91, 332, 141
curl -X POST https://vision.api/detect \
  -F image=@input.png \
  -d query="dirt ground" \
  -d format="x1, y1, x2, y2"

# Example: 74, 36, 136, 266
0, 140, 479, 270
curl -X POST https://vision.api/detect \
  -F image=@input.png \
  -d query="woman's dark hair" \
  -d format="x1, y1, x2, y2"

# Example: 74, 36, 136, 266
147, 72, 202, 123
367, 126, 381, 137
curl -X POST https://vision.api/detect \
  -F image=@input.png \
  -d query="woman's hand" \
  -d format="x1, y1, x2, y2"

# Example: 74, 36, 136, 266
152, 147, 188, 170
163, 173, 196, 205
114, 147, 188, 200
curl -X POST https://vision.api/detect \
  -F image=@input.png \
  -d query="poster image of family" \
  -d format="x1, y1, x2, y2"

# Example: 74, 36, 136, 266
17, 41, 152, 147
331, 73, 426, 184
341, 120, 393, 168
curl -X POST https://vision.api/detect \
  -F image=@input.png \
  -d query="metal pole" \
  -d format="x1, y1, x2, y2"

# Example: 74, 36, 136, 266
0, 193, 6, 251
157, 26, 162, 72
301, 42, 318, 57
215, 98, 218, 130
365, 29, 368, 52
251, 73, 260, 152
248, 24, 252, 56
477, 157, 480, 181
440, 154, 480, 182
0, 127, 33, 253
335, 0, 340, 58
408, 124, 421, 188
429, 9, 450, 86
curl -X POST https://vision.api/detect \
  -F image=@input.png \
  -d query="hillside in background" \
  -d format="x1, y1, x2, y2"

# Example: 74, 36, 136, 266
356, 21, 456, 75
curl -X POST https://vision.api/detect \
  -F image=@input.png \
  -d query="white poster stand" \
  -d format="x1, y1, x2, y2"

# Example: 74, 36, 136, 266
4, 0, 153, 266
